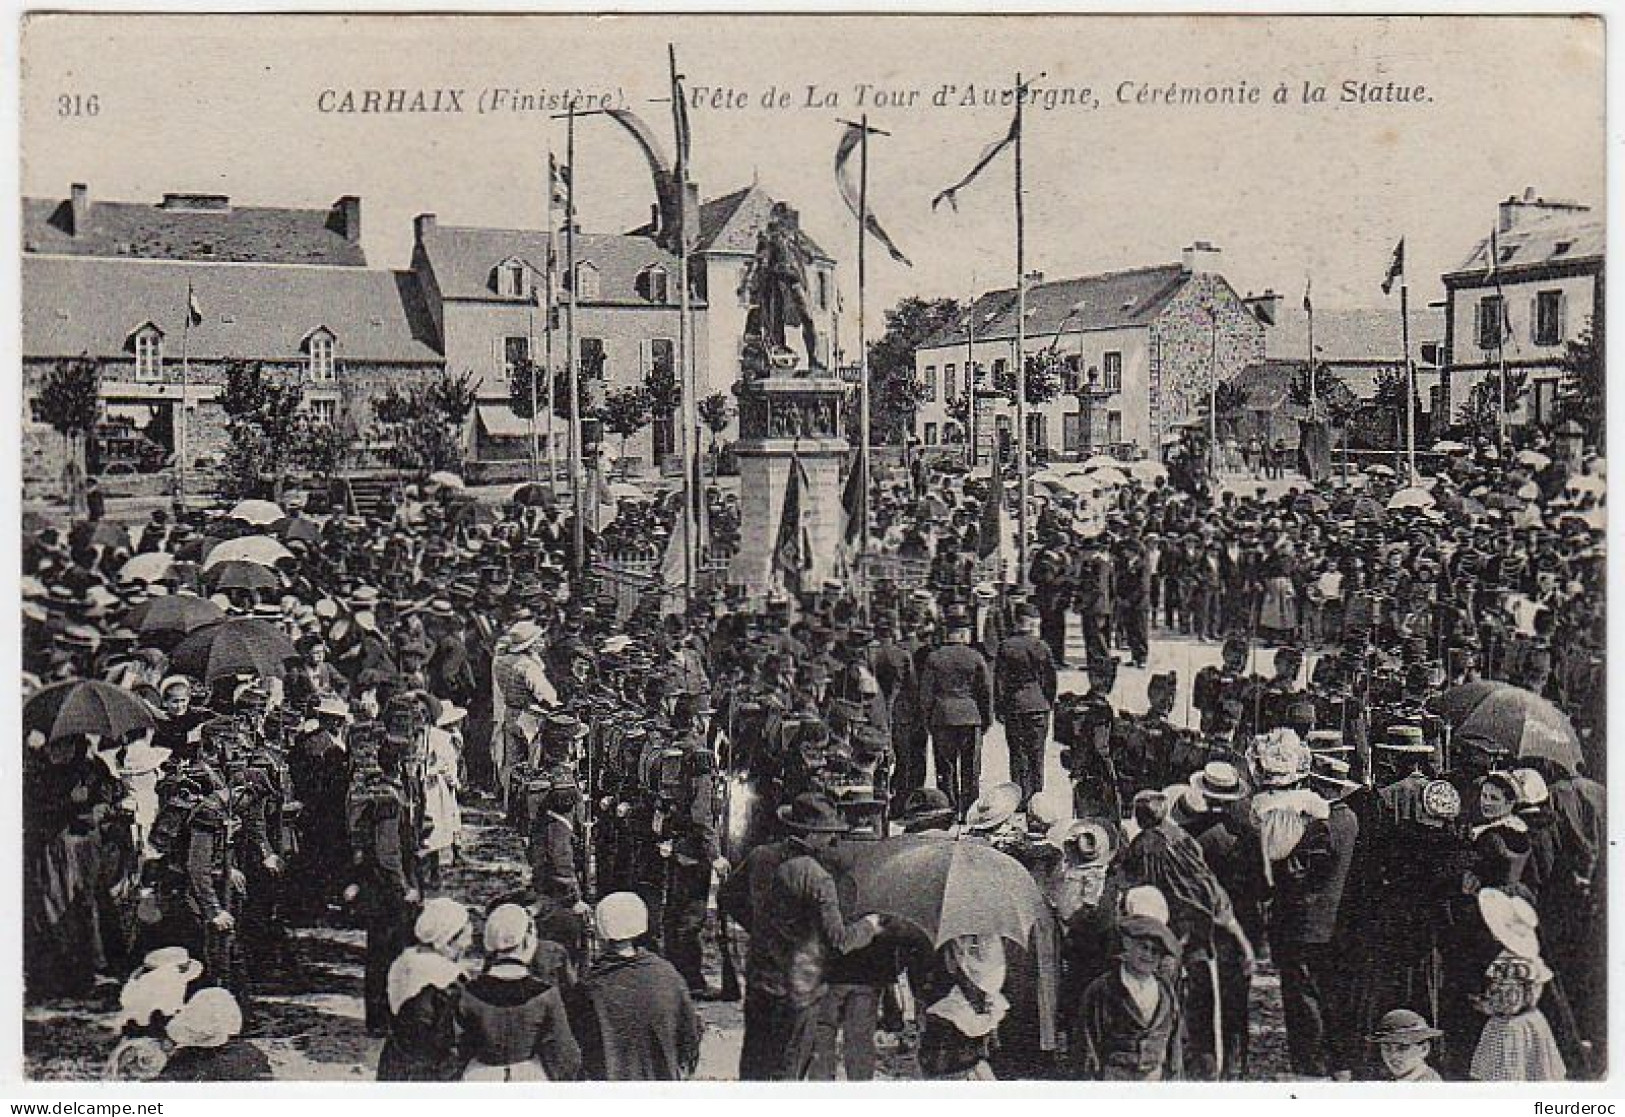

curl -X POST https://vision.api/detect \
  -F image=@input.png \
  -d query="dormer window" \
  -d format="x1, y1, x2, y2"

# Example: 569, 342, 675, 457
639, 265, 670, 304
130, 323, 164, 382
574, 262, 600, 301
304, 327, 336, 382
496, 258, 530, 299
1553, 241, 1573, 257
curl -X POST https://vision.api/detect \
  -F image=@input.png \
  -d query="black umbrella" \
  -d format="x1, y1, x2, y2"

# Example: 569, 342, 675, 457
170, 618, 299, 683
24, 680, 157, 744
123, 593, 227, 649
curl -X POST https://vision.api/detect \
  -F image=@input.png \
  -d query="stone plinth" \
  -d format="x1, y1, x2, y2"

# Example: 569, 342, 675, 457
728, 375, 850, 597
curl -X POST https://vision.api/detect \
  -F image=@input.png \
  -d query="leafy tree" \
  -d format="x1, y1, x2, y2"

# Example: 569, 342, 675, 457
1455, 367, 1529, 444
218, 360, 309, 499
1287, 362, 1347, 411
1556, 317, 1603, 445
868, 296, 963, 444
598, 384, 653, 466
508, 358, 546, 420
372, 370, 479, 478
944, 393, 972, 434
993, 351, 1065, 406
698, 391, 732, 452
34, 355, 102, 514
552, 365, 593, 422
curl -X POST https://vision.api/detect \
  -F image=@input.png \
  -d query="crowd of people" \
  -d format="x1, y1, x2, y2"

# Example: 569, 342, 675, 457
20, 426, 1607, 1084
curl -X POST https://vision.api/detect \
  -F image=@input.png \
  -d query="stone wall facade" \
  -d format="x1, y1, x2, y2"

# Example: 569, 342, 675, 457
1148, 275, 1266, 447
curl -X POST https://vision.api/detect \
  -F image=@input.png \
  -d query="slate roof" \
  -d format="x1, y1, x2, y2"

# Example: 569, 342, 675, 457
417, 224, 697, 306
22, 255, 442, 364
629, 183, 833, 262
1263, 306, 1442, 364
921, 264, 1191, 348
21, 193, 367, 266
1451, 216, 1603, 278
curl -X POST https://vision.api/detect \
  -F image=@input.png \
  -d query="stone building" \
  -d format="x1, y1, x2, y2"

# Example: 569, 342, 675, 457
912, 242, 1264, 461
1442, 189, 1602, 427
20, 185, 442, 496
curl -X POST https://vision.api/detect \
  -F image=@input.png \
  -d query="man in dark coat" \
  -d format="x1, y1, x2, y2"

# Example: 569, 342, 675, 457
1073, 537, 1115, 666
872, 615, 925, 810
917, 607, 994, 818
567, 892, 701, 1080
994, 603, 1057, 810
1030, 537, 1074, 666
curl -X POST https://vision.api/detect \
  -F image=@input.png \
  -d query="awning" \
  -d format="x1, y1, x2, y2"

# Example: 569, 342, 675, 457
477, 404, 533, 439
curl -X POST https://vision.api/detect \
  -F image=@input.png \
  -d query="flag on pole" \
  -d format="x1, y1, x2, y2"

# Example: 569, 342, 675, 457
1302, 277, 1313, 313
772, 453, 814, 597
977, 446, 1003, 560
931, 110, 1020, 212
1381, 238, 1405, 295
1487, 228, 1514, 343
834, 122, 913, 267
839, 448, 863, 546
186, 283, 203, 327
549, 155, 571, 210
670, 59, 692, 177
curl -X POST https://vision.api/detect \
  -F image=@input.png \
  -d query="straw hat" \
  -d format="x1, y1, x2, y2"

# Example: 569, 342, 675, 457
1478, 887, 1541, 959
1190, 760, 1249, 804
1365, 1008, 1442, 1045
963, 782, 1022, 832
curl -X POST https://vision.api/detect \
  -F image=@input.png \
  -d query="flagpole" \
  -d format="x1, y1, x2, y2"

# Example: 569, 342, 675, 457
545, 154, 559, 489
1306, 278, 1316, 411
563, 104, 585, 575
527, 297, 540, 482
178, 283, 191, 508
966, 275, 976, 470
1492, 228, 1510, 450
857, 112, 872, 578
1013, 71, 1030, 591
1401, 276, 1417, 484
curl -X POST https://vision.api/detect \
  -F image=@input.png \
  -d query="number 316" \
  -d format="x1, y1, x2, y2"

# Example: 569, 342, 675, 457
58, 93, 100, 117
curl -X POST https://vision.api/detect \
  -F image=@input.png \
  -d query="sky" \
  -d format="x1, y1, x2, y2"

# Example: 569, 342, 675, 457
19, 13, 1605, 323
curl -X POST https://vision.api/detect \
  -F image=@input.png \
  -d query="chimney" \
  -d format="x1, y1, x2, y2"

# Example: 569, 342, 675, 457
332, 195, 362, 244
414, 213, 437, 243
1182, 240, 1222, 275
1499, 187, 1592, 234
69, 183, 89, 235
1244, 288, 1281, 326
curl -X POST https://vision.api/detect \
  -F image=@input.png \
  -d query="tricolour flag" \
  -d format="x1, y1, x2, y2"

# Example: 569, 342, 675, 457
772, 453, 814, 598
1302, 277, 1313, 314
931, 110, 1019, 212
1381, 238, 1405, 295
834, 122, 913, 267
549, 155, 571, 210
186, 284, 203, 327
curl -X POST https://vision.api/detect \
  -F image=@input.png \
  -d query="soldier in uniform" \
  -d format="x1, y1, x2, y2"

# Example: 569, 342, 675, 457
1059, 657, 1121, 819
660, 694, 727, 998
348, 724, 419, 1035
1072, 537, 1115, 667
871, 615, 924, 811
1194, 635, 1250, 736
917, 606, 994, 818
1240, 645, 1305, 739
994, 603, 1057, 810
182, 721, 253, 1000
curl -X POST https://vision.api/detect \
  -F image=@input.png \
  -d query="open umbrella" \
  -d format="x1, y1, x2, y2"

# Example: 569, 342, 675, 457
512, 481, 553, 507
171, 618, 299, 683
1432, 681, 1583, 773
1516, 481, 1541, 502
118, 552, 177, 584
229, 499, 285, 527
608, 481, 647, 503
1087, 466, 1129, 488
1386, 486, 1436, 511
1515, 449, 1552, 470
203, 559, 282, 593
1080, 454, 1120, 473
427, 471, 465, 490
1353, 496, 1384, 522
124, 593, 226, 648
271, 515, 322, 545
1364, 463, 1396, 478
25, 680, 157, 744
846, 835, 1049, 948
1432, 440, 1470, 454
202, 535, 293, 571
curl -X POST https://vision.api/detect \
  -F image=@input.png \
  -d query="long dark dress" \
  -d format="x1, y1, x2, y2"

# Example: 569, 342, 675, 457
157, 1042, 273, 1081
378, 969, 464, 1081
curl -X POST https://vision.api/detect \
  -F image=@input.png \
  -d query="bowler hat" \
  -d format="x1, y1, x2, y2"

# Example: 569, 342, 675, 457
1117, 914, 1179, 956
896, 787, 956, 833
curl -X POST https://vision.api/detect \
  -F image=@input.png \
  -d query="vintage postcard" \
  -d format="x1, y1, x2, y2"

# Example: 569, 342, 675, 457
12, 11, 1608, 1091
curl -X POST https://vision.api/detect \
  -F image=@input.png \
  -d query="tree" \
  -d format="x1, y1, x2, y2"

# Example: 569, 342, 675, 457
372, 370, 479, 478
598, 384, 652, 466
552, 365, 593, 422
508, 358, 546, 421
218, 360, 309, 499
1455, 367, 1529, 444
868, 296, 963, 444
1348, 365, 1428, 451
1556, 317, 1603, 445
992, 350, 1065, 407
34, 355, 102, 515
698, 391, 733, 457
1287, 362, 1347, 411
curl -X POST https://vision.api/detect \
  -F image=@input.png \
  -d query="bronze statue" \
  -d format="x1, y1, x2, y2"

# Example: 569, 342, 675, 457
739, 202, 823, 378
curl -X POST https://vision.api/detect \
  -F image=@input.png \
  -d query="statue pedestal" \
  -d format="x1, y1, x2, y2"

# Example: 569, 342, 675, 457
728, 376, 850, 597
